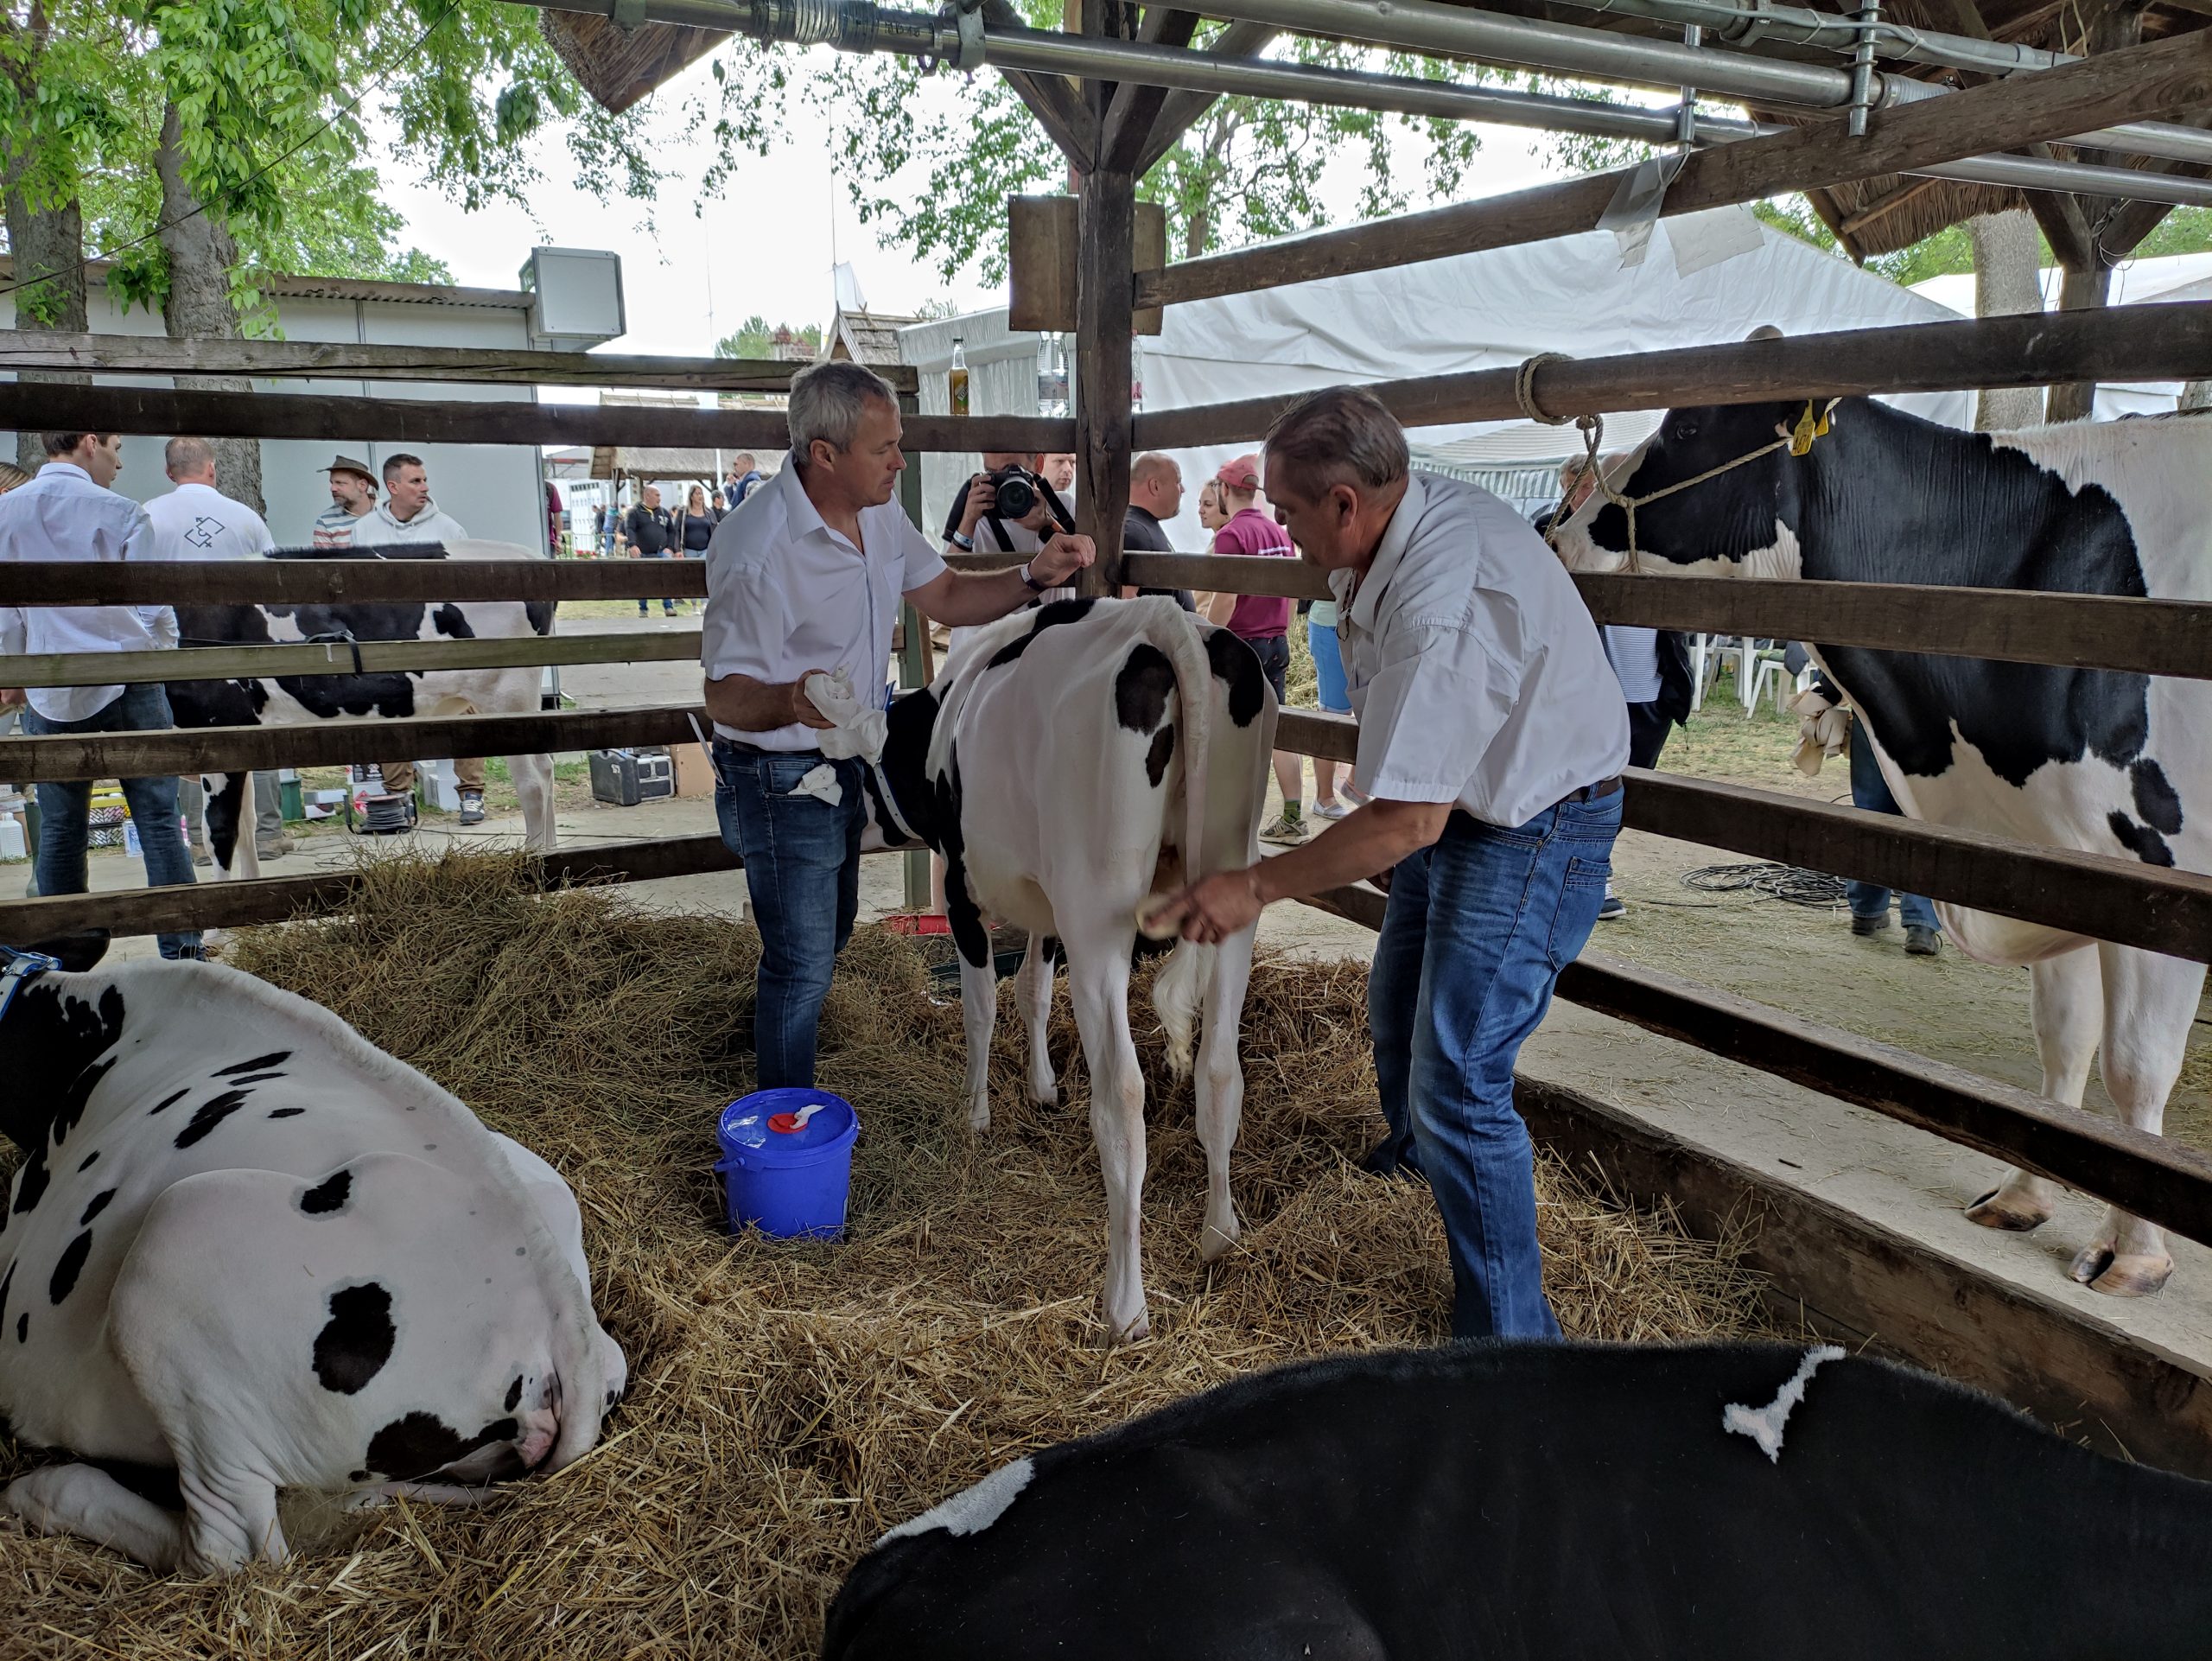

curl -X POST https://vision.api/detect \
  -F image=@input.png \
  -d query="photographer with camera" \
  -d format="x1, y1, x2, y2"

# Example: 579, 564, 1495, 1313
941, 450, 1077, 657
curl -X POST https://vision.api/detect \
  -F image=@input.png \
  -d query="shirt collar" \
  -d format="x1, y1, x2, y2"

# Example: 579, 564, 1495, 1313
777, 451, 864, 556
1344, 473, 1427, 633
41, 462, 92, 486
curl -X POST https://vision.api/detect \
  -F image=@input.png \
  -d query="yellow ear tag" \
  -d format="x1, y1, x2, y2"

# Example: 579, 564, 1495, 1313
1789, 401, 1829, 457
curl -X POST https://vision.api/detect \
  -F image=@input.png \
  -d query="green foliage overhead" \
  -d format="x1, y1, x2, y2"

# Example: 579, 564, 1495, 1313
715, 315, 823, 359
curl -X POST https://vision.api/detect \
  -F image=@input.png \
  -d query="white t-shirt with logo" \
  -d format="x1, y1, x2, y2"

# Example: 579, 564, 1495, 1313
143, 480, 276, 563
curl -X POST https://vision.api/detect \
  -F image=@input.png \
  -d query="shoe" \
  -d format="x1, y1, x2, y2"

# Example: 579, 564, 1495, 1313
1310, 799, 1351, 820
1850, 912, 1892, 936
1598, 892, 1626, 921
1359, 1134, 1425, 1181
256, 835, 296, 859
1905, 925, 1942, 957
188, 842, 213, 869
458, 789, 486, 826
1258, 812, 1309, 845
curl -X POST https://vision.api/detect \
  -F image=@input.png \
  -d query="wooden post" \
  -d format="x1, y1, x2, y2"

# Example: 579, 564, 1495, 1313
1075, 166, 1136, 598
897, 390, 932, 912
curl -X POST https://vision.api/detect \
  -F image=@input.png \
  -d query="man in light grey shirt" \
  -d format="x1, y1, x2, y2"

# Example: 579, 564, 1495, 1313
1160, 385, 1626, 1341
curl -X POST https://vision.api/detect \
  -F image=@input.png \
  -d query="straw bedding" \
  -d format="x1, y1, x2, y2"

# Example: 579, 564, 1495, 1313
0, 850, 1771, 1659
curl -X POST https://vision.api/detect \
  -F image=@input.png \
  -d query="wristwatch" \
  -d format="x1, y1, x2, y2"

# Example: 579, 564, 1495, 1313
1019, 560, 1047, 593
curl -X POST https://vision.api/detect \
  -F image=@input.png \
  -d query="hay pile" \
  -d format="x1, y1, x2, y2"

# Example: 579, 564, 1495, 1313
0, 850, 1771, 1659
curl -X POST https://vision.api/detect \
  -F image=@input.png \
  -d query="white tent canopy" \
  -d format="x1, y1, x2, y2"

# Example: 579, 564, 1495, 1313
902, 206, 1973, 549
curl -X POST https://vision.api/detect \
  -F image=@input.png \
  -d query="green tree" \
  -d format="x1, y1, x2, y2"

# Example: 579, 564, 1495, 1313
715, 314, 822, 359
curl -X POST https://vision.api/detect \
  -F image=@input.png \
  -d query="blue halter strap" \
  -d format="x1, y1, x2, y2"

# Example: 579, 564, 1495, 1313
0, 944, 60, 1027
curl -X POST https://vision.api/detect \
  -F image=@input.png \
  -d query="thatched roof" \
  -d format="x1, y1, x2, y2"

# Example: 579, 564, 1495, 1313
538, 10, 727, 115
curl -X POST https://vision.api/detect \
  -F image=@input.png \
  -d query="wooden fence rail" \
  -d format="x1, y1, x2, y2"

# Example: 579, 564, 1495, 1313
0, 558, 712, 608
7, 630, 701, 688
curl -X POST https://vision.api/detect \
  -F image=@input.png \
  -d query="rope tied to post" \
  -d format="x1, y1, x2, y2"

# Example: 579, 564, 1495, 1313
1518, 353, 1612, 553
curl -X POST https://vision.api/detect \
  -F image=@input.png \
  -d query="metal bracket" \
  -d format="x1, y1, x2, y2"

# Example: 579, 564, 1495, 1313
1847, 0, 1882, 137
1714, 0, 1774, 49
1676, 22, 1701, 148
952, 0, 986, 71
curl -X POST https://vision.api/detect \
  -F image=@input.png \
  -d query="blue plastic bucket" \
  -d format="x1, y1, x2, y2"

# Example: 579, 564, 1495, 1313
714, 1089, 860, 1239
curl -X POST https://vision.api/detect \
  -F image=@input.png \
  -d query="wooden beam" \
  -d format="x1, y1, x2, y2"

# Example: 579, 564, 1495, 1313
0, 382, 1071, 457
1075, 166, 1139, 595
0, 558, 712, 608
3, 629, 703, 689
1837, 175, 1949, 238
983, 0, 1100, 169
1132, 18, 1280, 177
0, 331, 917, 394
1102, 9, 1202, 172
1133, 25, 2212, 308
1128, 300, 2212, 446
1278, 714, 2212, 961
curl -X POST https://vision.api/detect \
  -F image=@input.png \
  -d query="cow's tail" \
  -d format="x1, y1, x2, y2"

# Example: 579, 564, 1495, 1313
1145, 601, 1218, 1081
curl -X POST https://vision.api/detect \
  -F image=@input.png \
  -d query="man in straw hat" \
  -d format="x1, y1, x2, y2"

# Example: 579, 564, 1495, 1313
1154, 385, 1627, 1343
313, 453, 377, 549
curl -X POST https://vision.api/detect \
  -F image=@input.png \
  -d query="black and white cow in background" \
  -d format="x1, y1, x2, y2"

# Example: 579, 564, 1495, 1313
824, 1340, 2212, 1658
0, 940, 625, 1573
863, 595, 1279, 1342
1552, 383, 2210, 1296
168, 540, 559, 878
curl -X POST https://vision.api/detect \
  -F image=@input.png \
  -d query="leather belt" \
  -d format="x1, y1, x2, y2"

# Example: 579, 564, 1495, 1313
1560, 775, 1624, 805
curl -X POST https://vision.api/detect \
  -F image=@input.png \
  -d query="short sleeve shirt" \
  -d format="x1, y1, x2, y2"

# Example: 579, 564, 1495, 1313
702, 453, 949, 748
1331, 472, 1629, 829
1212, 508, 1296, 640
143, 481, 276, 563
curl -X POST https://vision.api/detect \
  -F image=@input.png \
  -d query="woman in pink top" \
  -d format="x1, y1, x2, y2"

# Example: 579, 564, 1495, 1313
1204, 454, 1311, 844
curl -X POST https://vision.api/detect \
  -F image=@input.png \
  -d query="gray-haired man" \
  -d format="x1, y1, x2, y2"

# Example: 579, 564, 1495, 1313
700, 360, 1096, 1088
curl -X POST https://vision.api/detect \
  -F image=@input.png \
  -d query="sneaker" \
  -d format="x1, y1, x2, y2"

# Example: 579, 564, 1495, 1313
1905, 925, 1942, 957
1258, 812, 1308, 845
1310, 799, 1352, 820
1850, 912, 1892, 936
256, 834, 296, 860
188, 842, 213, 869
458, 789, 486, 827
1598, 892, 1626, 921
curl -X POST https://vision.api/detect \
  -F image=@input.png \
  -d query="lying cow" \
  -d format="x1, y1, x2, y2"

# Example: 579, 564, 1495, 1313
167, 539, 558, 878
0, 938, 624, 1573
826, 1340, 2212, 1658
1552, 384, 2211, 1298
864, 595, 1278, 1341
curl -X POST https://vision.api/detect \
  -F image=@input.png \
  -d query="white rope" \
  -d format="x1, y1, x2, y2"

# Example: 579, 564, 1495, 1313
1514, 353, 1577, 425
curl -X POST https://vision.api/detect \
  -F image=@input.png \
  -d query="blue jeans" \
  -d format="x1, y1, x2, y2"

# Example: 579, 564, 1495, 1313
635, 548, 677, 616
1847, 735, 1937, 933
23, 685, 201, 959
713, 742, 864, 1089
1368, 791, 1623, 1340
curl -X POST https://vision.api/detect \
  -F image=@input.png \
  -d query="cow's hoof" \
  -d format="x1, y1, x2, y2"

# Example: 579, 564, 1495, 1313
966, 1100, 991, 1133
1027, 1082, 1058, 1109
1198, 1217, 1239, 1264
2083, 1251, 2174, 1297
1967, 1188, 2052, 1231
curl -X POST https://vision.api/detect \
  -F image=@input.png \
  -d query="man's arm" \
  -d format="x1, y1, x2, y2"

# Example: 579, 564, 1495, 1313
702, 671, 839, 735
906, 531, 1096, 627
1150, 798, 1450, 944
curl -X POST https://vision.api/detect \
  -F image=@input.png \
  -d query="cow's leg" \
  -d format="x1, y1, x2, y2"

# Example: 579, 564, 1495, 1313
507, 752, 556, 853
2074, 944, 2205, 1295
1067, 931, 1149, 1342
1968, 947, 2100, 1232
950, 862, 998, 1131
1195, 926, 1255, 1263
1016, 933, 1059, 1107
5, 1463, 188, 1571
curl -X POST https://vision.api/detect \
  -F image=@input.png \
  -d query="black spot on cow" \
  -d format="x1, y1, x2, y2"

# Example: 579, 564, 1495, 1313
79, 1188, 116, 1226
16, 1312, 26, 1343
363, 1411, 519, 1481
216, 1052, 293, 1078
148, 1088, 188, 1117
224, 1072, 288, 1086
12, 1144, 51, 1219
984, 596, 1100, 671
1203, 627, 1267, 729
2132, 760, 2183, 837
313, 1282, 397, 1395
173, 601, 425, 720
1115, 644, 1177, 735
1145, 726, 1176, 788
350, 1468, 372, 1484
874, 689, 944, 850
0, 980, 125, 1155
432, 604, 476, 640
525, 600, 556, 638
76, 1151, 98, 1173
301, 1169, 352, 1216
267, 1107, 306, 1120
48, 1230, 92, 1305
505, 1376, 524, 1413
174, 1089, 253, 1151
0, 1263, 13, 1330
2108, 811, 2177, 868
933, 746, 992, 973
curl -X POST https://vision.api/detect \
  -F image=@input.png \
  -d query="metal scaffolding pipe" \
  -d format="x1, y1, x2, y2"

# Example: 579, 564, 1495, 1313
1555, 0, 2069, 80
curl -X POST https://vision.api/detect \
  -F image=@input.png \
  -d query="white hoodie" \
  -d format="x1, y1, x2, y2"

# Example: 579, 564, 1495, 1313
364, 499, 468, 546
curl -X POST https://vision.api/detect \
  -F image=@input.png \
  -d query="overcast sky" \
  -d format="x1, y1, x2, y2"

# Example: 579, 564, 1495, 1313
373, 44, 1574, 357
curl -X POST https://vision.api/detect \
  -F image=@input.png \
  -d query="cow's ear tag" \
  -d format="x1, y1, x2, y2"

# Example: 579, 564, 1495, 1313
1789, 402, 1828, 457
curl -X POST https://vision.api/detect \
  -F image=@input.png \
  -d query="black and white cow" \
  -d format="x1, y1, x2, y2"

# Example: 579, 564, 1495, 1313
1552, 391, 2211, 1297
167, 540, 559, 877
825, 1340, 2212, 1659
864, 595, 1279, 1342
0, 942, 624, 1573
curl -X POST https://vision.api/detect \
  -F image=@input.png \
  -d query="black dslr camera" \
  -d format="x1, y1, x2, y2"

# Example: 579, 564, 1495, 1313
983, 463, 1073, 540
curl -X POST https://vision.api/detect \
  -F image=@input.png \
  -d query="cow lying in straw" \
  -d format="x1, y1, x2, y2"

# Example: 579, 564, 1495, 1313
0, 937, 624, 1573
827, 1340, 2212, 1659
861, 595, 1279, 1342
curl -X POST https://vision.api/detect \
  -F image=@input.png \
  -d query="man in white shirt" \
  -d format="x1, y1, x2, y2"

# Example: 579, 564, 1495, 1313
1159, 385, 1628, 1341
0, 431, 202, 960
702, 360, 1095, 1088
143, 436, 290, 862
358, 453, 484, 825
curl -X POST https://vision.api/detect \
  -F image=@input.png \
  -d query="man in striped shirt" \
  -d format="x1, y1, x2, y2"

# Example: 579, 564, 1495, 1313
312, 454, 377, 548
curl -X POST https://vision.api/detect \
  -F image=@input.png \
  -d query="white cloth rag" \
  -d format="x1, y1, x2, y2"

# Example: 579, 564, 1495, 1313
789, 762, 844, 807
805, 670, 890, 763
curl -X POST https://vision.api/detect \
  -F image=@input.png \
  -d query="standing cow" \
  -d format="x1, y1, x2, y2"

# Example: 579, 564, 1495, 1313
1552, 387, 2211, 1296
167, 540, 558, 876
0, 940, 624, 1572
864, 595, 1278, 1342
825, 1340, 2212, 1658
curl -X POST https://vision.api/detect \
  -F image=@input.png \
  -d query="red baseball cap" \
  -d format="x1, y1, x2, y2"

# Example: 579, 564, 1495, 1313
1215, 453, 1262, 491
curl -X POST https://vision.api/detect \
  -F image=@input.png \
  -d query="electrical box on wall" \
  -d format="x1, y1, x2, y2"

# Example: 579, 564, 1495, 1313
518, 248, 626, 349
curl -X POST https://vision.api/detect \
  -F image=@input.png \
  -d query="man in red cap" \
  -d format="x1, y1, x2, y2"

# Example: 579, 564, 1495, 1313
1206, 452, 1309, 843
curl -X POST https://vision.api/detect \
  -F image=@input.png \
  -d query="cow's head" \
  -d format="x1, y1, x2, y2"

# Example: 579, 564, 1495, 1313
858, 687, 944, 854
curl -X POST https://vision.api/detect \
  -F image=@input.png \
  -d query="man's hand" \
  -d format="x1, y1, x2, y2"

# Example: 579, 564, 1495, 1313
784, 671, 840, 731
1146, 866, 1267, 946
0, 687, 22, 710
1027, 531, 1096, 589
957, 474, 995, 538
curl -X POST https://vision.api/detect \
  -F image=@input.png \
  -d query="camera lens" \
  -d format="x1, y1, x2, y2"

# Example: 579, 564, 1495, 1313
994, 471, 1037, 521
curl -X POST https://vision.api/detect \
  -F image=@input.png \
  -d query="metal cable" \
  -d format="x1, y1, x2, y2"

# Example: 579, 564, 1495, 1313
1677, 861, 1848, 907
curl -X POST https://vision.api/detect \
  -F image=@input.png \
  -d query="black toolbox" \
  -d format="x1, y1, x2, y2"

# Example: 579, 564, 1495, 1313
588, 748, 676, 807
